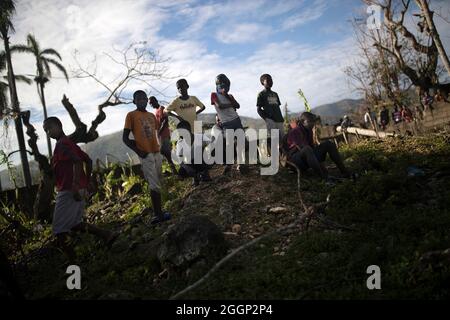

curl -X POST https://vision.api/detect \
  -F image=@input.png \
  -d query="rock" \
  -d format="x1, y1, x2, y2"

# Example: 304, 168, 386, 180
157, 215, 228, 269
231, 224, 241, 234
125, 183, 142, 197
268, 207, 288, 214
98, 290, 134, 300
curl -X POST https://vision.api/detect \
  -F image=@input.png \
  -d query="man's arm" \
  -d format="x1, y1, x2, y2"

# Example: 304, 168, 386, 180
122, 129, 147, 158
166, 111, 184, 122
257, 106, 268, 119
256, 92, 268, 119
214, 101, 233, 110
196, 103, 205, 114
159, 117, 168, 135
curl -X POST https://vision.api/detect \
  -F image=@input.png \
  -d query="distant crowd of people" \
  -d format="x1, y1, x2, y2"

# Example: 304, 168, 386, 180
340, 89, 449, 132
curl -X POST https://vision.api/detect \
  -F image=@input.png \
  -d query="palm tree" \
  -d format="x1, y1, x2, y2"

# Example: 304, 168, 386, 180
0, 0, 32, 189
1, 51, 32, 117
12, 34, 69, 157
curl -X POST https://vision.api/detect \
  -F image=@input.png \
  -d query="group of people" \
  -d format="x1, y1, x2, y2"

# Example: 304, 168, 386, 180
42, 73, 351, 262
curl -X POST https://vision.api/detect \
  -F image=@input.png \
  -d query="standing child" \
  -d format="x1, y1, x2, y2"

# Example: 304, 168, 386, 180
165, 79, 206, 134
175, 121, 209, 186
212, 74, 247, 174
379, 106, 390, 131
392, 105, 402, 125
149, 96, 177, 175
123, 90, 171, 225
43, 117, 117, 262
256, 74, 284, 154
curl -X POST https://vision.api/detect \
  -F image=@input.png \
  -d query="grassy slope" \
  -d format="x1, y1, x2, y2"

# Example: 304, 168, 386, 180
2, 133, 450, 299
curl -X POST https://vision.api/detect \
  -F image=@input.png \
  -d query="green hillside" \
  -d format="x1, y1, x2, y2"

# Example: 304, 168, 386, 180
2, 133, 450, 299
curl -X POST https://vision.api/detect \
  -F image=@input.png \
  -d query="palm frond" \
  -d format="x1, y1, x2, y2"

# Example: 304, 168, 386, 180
42, 59, 51, 78
10, 44, 33, 54
41, 48, 62, 60
46, 58, 69, 81
0, 0, 16, 36
14, 75, 32, 85
26, 33, 40, 54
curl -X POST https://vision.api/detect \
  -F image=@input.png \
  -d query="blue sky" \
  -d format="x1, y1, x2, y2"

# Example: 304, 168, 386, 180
1, 0, 450, 170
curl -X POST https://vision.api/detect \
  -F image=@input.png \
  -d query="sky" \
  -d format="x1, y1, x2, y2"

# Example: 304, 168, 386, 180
1, 0, 450, 170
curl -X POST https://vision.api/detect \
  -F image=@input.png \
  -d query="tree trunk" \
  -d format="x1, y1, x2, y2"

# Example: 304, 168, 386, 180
38, 82, 52, 157
2, 31, 32, 190
417, 0, 450, 77
21, 110, 54, 222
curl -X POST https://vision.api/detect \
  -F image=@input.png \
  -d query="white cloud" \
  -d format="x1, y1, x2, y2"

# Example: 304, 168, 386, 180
0, 0, 368, 170
282, 0, 328, 30
216, 23, 267, 44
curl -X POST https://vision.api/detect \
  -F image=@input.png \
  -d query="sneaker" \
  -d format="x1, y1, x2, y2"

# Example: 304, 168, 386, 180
150, 212, 172, 225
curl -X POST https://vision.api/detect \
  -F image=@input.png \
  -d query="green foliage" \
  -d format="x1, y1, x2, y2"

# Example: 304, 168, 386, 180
2, 133, 450, 299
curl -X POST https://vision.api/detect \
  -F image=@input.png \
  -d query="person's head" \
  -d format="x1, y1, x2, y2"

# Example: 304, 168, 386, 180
43, 117, 63, 140
148, 96, 160, 109
260, 74, 273, 89
366, 107, 371, 112
133, 90, 148, 110
215, 74, 231, 94
176, 79, 189, 97
382, 105, 386, 110
298, 112, 316, 130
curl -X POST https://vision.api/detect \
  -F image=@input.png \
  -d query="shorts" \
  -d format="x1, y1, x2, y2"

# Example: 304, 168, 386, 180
140, 152, 162, 191
53, 189, 87, 235
265, 119, 285, 143
221, 117, 244, 130
160, 137, 172, 156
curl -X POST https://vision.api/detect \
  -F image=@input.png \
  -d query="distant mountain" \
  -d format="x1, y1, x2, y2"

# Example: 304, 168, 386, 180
290, 98, 364, 125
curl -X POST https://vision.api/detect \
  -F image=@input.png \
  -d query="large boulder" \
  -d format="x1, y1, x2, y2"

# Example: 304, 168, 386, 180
157, 215, 228, 269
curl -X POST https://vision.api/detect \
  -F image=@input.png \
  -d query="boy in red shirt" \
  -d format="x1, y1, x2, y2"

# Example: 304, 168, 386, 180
287, 112, 350, 180
43, 117, 117, 262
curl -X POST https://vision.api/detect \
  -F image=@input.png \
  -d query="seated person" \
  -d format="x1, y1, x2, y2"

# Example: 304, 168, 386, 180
286, 112, 351, 180
175, 120, 211, 186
